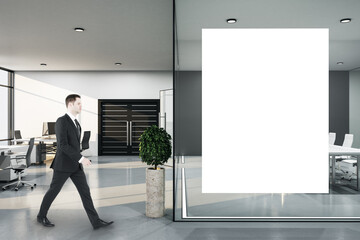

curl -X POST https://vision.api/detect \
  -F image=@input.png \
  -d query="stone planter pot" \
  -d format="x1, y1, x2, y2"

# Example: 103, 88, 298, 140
146, 168, 165, 218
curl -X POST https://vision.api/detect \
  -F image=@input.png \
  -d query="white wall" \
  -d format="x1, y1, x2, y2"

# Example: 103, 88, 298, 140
350, 71, 360, 148
14, 71, 172, 156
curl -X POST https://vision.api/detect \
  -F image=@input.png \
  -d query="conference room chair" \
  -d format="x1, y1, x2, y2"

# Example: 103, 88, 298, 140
342, 134, 354, 148
335, 134, 354, 160
2, 138, 36, 191
335, 134, 354, 176
81, 131, 91, 152
329, 132, 336, 145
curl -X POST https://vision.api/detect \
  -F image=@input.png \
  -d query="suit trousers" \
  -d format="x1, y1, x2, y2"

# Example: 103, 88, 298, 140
38, 166, 99, 226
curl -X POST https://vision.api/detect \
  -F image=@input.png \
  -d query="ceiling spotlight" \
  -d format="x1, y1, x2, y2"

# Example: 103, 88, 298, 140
74, 27, 85, 32
115, 63, 122, 66
340, 18, 351, 23
40, 63, 47, 66
226, 18, 237, 24
337, 62, 344, 65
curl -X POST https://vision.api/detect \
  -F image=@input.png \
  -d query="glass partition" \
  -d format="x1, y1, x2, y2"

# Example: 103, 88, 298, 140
160, 89, 173, 148
173, 0, 360, 221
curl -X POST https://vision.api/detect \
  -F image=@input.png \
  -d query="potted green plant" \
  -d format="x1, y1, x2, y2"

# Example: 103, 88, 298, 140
139, 125, 172, 217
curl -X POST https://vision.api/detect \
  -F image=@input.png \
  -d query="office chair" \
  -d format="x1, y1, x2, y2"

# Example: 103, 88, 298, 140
335, 134, 354, 176
14, 130, 23, 144
342, 134, 354, 148
329, 132, 336, 145
2, 138, 36, 191
336, 134, 354, 161
81, 131, 91, 152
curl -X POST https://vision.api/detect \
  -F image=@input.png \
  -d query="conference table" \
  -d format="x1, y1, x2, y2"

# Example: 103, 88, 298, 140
329, 144, 360, 190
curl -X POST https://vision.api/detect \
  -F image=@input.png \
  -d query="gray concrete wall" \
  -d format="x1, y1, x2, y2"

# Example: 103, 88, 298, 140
175, 71, 202, 156
350, 71, 360, 148
329, 71, 349, 146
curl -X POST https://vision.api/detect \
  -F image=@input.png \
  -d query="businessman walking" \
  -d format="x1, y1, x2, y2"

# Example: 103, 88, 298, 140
37, 94, 113, 229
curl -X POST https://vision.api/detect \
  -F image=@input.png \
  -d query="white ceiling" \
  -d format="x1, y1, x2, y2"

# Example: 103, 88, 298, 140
0, 0, 359, 71
0, 0, 173, 71
176, 0, 360, 71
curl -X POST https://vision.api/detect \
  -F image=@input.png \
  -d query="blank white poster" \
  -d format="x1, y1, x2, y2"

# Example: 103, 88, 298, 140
202, 29, 328, 193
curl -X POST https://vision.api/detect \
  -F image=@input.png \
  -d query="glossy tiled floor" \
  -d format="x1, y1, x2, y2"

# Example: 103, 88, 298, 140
178, 156, 360, 219
1, 156, 360, 240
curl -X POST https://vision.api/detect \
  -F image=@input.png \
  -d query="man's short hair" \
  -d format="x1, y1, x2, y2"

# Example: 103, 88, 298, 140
65, 94, 81, 107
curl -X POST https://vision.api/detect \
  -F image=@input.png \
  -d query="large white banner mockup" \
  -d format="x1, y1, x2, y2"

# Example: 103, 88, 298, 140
202, 29, 328, 193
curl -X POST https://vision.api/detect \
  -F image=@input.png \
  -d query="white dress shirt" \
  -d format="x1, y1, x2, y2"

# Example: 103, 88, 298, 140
66, 112, 84, 163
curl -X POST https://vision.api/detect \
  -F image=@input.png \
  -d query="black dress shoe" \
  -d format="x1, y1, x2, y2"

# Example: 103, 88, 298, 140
93, 219, 114, 230
37, 216, 55, 227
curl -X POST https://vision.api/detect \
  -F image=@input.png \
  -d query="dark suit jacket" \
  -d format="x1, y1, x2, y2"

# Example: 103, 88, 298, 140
50, 114, 82, 172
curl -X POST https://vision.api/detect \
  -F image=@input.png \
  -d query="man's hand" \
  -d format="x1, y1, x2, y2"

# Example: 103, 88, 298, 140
82, 157, 92, 166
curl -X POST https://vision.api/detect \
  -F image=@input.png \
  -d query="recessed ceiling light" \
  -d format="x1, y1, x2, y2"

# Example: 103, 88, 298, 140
40, 63, 47, 66
340, 18, 351, 23
337, 62, 344, 65
74, 27, 85, 32
115, 63, 122, 66
226, 18, 237, 24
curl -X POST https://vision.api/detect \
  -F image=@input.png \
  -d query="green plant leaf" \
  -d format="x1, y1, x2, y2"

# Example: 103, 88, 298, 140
139, 125, 172, 167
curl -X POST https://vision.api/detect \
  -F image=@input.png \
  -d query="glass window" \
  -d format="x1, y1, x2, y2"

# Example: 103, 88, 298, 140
0, 69, 8, 86
0, 86, 9, 140
0, 68, 13, 143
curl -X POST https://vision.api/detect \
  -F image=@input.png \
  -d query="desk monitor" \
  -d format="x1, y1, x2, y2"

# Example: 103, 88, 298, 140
14, 130, 23, 144
14, 130, 22, 140
42, 122, 56, 136
48, 122, 56, 135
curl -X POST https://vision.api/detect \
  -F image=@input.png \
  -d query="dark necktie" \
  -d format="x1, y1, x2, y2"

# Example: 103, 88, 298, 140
74, 119, 81, 138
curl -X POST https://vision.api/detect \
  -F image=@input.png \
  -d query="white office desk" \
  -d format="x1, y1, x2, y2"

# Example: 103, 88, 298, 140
329, 144, 360, 190
0, 145, 27, 150
0, 144, 28, 153
2, 139, 54, 164
13, 137, 56, 144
